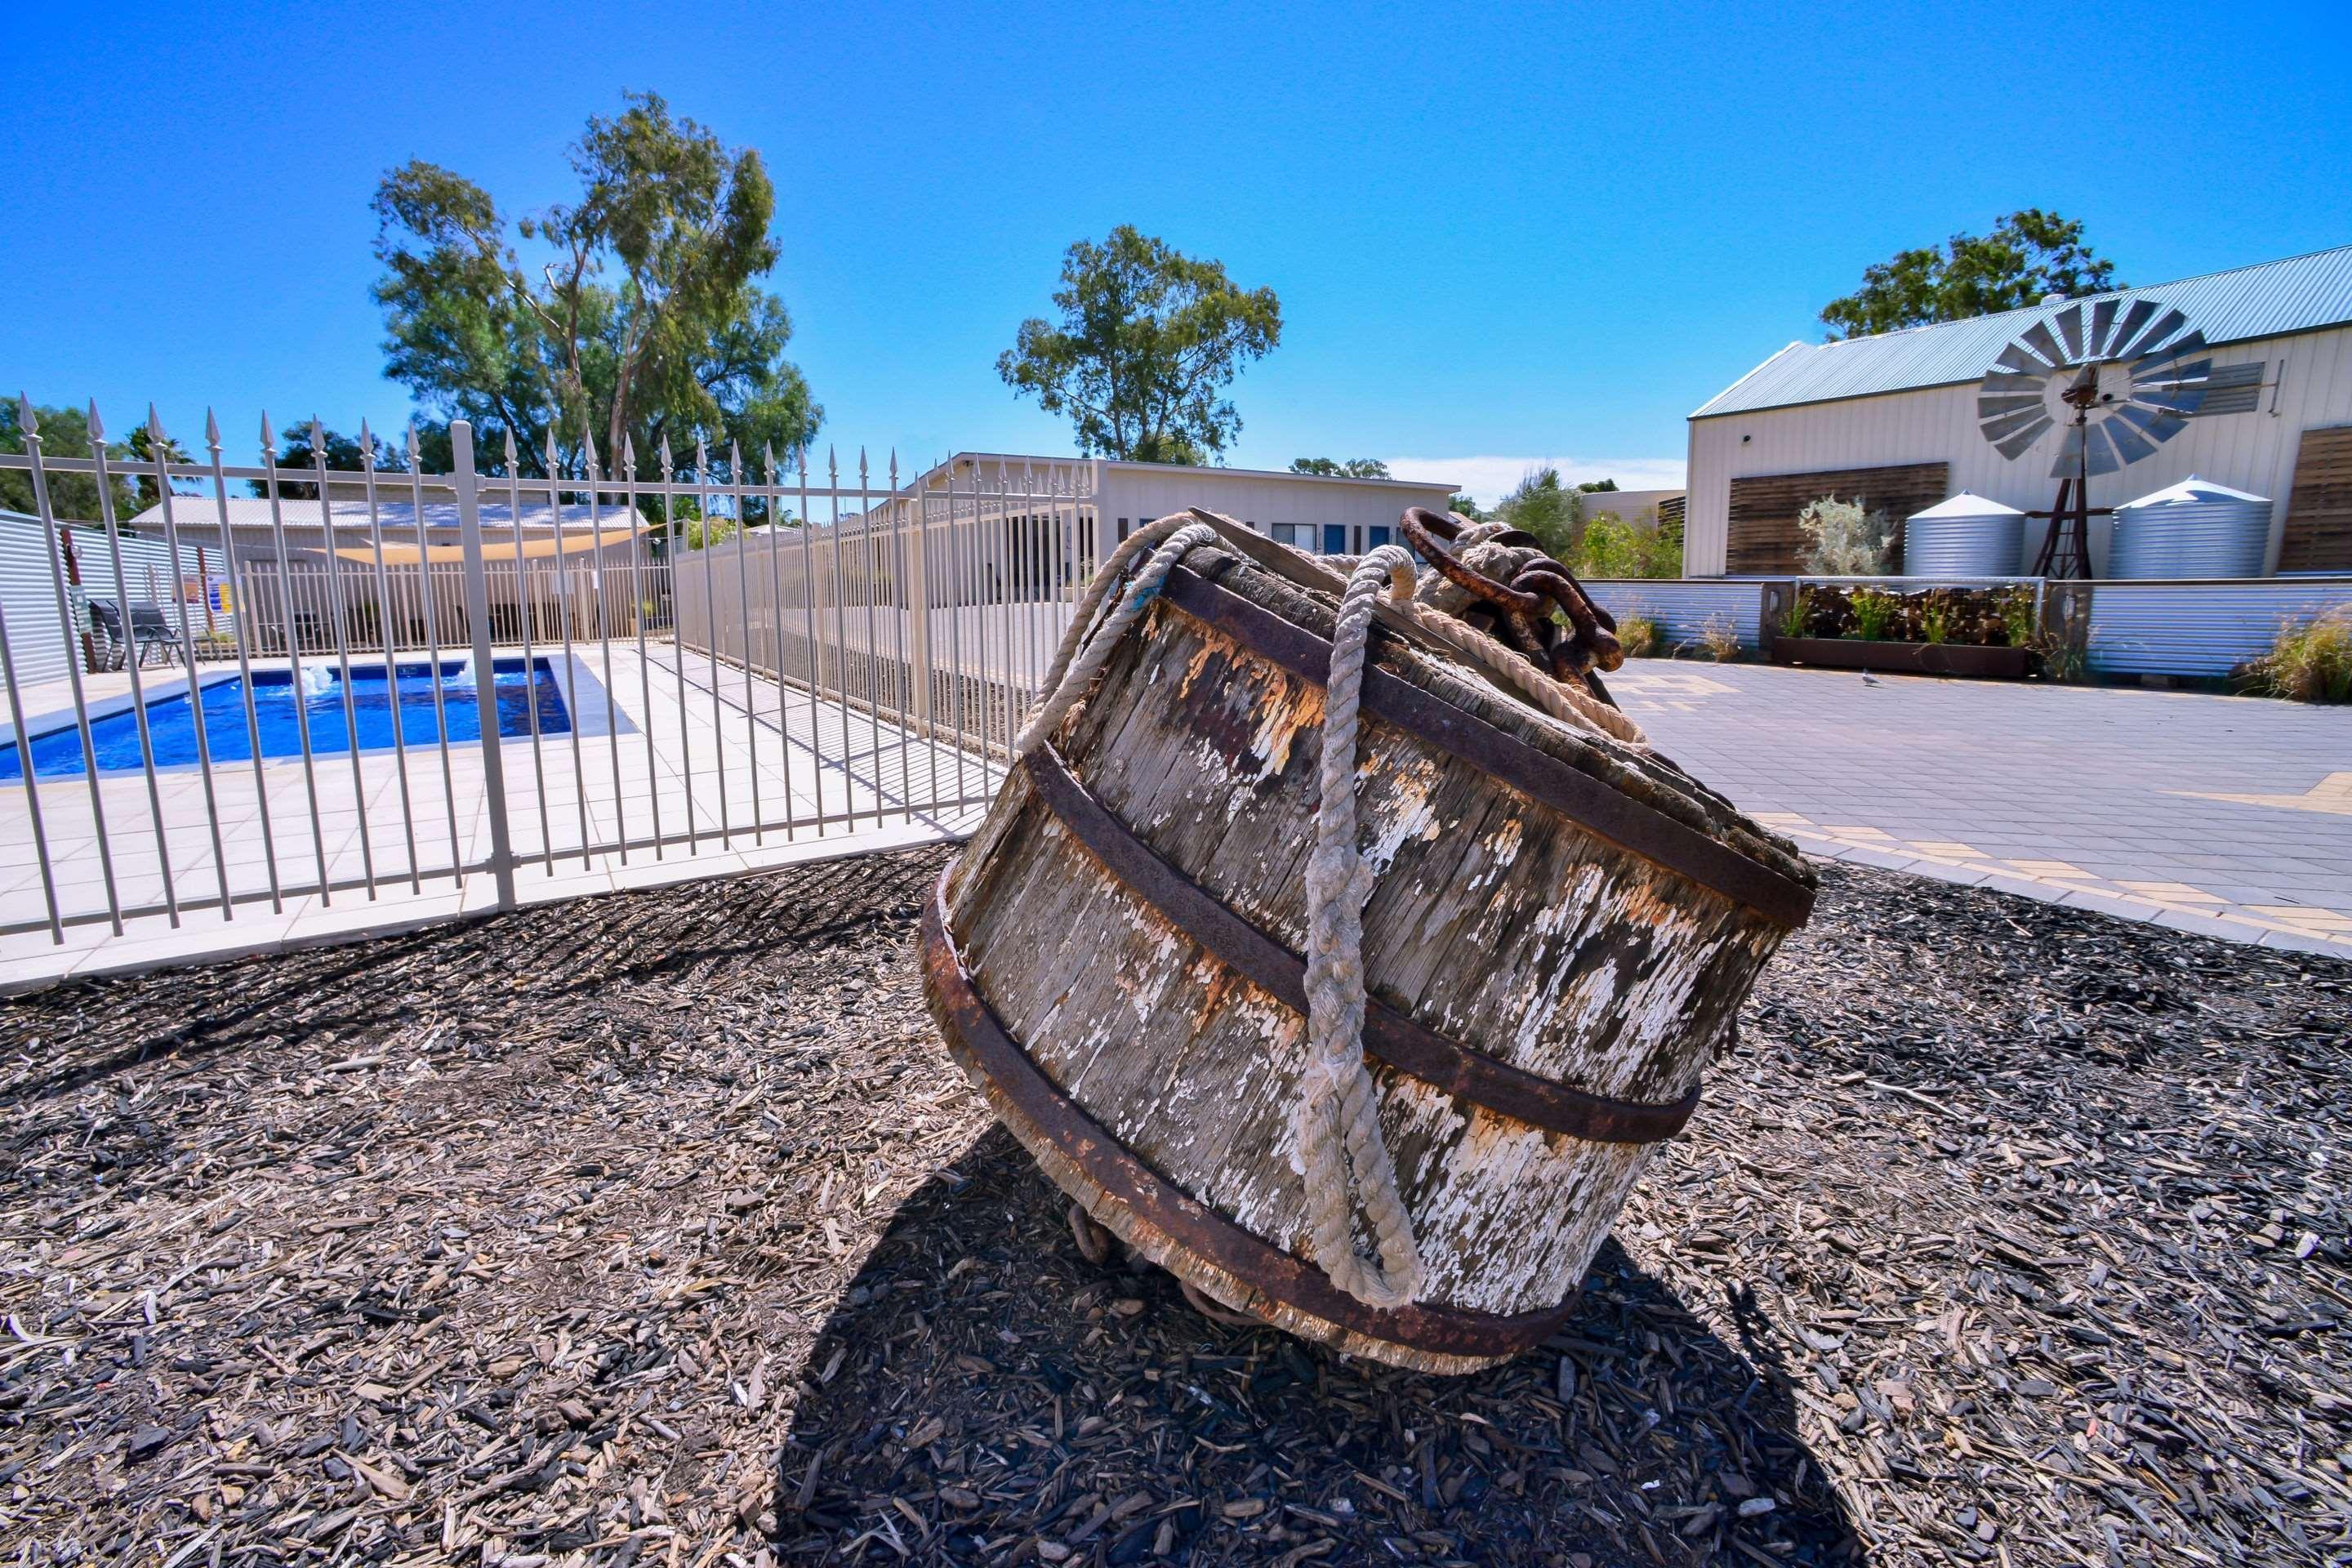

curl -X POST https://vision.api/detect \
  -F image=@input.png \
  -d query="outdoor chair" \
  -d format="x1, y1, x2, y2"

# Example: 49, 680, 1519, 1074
127, 604, 181, 667
84, 598, 127, 670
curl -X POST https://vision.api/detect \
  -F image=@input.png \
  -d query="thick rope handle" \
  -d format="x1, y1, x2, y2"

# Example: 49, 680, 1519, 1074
1014, 518, 1217, 760
1293, 546, 1427, 1307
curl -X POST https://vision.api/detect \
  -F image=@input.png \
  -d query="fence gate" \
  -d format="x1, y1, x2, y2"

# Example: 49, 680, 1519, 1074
0, 409, 1095, 970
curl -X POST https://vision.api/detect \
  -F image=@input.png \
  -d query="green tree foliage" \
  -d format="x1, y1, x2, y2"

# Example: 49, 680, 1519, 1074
255, 425, 404, 501
1493, 466, 1576, 558
1, 402, 140, 523
1820, 210, 2122, 340
1569, 506, 1682, 579
997, 226, 1281, 462
1446, 493, 1488, 522
125, 422, 195, 510
1290, 457, 1391, 479
371, 91, 818, 480
1576, 478, 1618, 493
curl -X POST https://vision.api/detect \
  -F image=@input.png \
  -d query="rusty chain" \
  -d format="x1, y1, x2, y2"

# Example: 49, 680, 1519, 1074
1396, 506, 1624, 706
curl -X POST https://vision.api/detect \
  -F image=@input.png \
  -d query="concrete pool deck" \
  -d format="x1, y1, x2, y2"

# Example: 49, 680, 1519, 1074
0, 643, 996, 989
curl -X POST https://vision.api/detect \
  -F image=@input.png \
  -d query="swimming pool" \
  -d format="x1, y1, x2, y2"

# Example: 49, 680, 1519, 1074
0, 658, 572, 781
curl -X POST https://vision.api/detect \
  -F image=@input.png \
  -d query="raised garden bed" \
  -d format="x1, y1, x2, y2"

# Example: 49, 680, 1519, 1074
1774, 635, 2033, 679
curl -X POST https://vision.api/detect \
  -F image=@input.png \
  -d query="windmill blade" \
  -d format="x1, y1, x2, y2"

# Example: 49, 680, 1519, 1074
2105, 416, 2158, 467
1994, 341, 2062, 377
2128, 386, 2209, 416
2047, 423, 2087, 478
2103, 300, 2158, 359
2019, 321, 2072, 371
2134, 355, 2213, 388
1977, 393, 2045, 420
1981, 406, 2050, 445
2114, 305, 2189, 361
1993, 415, 2055, 459
1980, 371, 2049, 396
2110, 403, 2188, 447
2130, 331, 2211, 381
2082, 423, 2123, 476
2087, 299, 2122, 358
2052, 302, 2087, 362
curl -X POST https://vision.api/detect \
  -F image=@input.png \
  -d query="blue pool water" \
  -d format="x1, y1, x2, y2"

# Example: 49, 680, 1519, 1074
1, 658, 572, 780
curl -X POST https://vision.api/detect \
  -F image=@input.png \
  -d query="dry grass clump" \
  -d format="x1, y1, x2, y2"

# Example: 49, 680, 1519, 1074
1696, 612, 1741, 662
1615, 613, 1660, 658
2248, 610, 2352, 702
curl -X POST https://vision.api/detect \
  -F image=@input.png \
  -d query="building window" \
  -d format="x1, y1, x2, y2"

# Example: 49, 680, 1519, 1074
1272, 523, 1303, 550
1116, 517, 1130, 541
1322, 523, 1348, 556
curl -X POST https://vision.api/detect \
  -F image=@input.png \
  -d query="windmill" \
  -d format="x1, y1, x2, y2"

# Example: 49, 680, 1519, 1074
1975, 298, 2212, 577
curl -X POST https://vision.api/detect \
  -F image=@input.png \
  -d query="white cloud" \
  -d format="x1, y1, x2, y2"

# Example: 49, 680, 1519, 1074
1381, 455, 1688, 508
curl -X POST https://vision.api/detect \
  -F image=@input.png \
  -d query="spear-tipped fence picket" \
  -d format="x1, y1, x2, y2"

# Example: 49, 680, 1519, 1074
0, 406, 1097, 958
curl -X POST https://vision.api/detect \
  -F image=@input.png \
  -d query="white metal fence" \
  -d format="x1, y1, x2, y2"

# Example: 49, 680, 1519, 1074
0, 410, 1070, 960
672, 454, 1097, 781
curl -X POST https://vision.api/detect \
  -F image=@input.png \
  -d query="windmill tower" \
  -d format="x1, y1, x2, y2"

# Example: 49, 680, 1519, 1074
1975, 298, 2212, 577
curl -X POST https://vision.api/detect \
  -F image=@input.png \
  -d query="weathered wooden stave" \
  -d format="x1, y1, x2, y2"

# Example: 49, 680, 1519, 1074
928, 541, 1813, 1373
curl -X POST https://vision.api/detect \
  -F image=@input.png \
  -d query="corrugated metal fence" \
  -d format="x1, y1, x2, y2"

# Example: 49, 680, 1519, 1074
1584, 579, 1768, 652
0, 509, 234, 686
2085, 577, 2352, 675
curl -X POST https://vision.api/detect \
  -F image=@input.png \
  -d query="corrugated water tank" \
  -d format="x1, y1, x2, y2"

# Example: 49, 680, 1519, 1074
1902, 492, 2025, 577
2109, 475, 2272, 580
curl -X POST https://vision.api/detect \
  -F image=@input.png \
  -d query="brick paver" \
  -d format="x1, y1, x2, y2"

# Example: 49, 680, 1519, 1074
1609, 662, 2352, 957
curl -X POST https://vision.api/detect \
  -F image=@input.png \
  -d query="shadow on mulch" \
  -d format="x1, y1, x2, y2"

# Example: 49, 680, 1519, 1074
775, 1125, 1860, 1567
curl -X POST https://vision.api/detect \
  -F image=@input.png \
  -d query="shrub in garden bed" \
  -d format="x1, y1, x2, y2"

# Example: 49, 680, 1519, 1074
1784, 583, 2034, 648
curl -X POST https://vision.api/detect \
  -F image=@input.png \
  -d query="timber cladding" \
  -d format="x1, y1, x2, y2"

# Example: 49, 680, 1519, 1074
2280, 425, 2352, 573
1726, 461, 1949, 575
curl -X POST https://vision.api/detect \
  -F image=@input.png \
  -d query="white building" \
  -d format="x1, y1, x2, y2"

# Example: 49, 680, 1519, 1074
911, 452, 1459, 561
124, 496, 638, 561
1684, 244, 2352, 577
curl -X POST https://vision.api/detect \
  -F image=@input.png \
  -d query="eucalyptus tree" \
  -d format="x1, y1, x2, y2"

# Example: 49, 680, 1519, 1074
370, 91, 818, 480
997, 226, 1281, 463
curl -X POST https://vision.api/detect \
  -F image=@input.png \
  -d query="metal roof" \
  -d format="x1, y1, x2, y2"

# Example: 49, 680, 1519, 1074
927, 452, 1459, 492
124, 497, 612, 532
1692, 243, 2352, 420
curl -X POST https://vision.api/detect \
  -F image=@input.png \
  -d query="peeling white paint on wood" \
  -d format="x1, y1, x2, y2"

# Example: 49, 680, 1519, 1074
942, 550, 1811, 1366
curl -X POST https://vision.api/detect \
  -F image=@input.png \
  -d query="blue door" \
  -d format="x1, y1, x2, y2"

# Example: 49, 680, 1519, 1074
1366, 525, 1392, 549
1322, 523, 1349, 555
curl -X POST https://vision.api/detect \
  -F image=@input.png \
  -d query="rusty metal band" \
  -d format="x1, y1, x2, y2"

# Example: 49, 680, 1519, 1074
921, 873, 1583, 1359
1157, 564, 1815, 930
1021, 744, 1699, 1144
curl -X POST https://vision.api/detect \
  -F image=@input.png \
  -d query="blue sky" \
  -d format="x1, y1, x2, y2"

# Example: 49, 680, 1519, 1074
4, 0, 2346, 502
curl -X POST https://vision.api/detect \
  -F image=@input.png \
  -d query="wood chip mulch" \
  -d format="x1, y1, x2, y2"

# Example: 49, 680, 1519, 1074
2, 846, 2346, 1568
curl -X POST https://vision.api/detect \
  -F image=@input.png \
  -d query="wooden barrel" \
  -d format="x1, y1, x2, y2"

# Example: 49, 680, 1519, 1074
924, 529, 1815, 1373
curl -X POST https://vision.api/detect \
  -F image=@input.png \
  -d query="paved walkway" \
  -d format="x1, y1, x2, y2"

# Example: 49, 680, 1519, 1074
1610, 662, 2352, 958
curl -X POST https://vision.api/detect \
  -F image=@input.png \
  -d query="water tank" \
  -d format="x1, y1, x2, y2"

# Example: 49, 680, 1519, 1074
1902, 492, 2025, 577
2109, 476, 2272, 580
